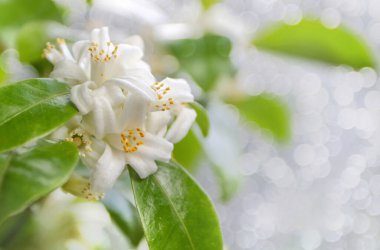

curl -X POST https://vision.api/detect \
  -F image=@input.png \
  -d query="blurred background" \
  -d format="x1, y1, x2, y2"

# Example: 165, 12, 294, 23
2, 0, 380, 249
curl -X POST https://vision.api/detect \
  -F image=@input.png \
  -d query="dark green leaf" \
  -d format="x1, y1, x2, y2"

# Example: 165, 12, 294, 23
229, 94, 291, 142
103, 191, 144, 246
253, 19, 376, 69
0, 0, 63, 29
190, 102, 210, 137
167, 33, 234, 91
0, 155, 10, 190
0, 78, 78, 153
0, 141, 78, 224
130, 160, 223, 250
173, 129, 203, 171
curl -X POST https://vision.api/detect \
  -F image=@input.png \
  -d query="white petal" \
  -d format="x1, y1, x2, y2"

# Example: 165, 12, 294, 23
51, 60, 88, 85
165, 108, 196, 143
72, 40, 90, 61
90, 144, 126, 193
139, 133, 173, 161
116, 44, 143, 64
106, 77, 155, 101
161, 77, 194, 103
146, 111, 171, 136
70, 81, 96, 114
119, 93, 149, 130
81, 139, 107, 169
83, 96, 118, 138
126, 152, 158, 179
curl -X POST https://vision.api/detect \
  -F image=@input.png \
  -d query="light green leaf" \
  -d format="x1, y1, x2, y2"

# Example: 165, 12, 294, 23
201, 0, 220, 10
0, 0, 63, 29
167, 33, 234, 92
253, 19, 376, 69
130, 160, 223, 250
211, 163, 240, 202
0, 78, 78, 153
0, 56, 7, 83
229, 94, 291, 142
16, 22, 50, 63
0, 141, 79, 224
103, 191, 144, 246
173, 129, 203, 171
190, 102, 210, 137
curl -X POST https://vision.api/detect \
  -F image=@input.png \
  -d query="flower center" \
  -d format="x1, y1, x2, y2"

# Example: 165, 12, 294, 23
120, 128, 145, 153
82, 183, 104, 201
88, 42, 118, 63
67, 128, 92, 154
152, 82, 175, 111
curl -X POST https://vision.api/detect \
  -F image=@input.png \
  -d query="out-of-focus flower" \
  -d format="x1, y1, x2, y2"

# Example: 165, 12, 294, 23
45, 27, 196, 199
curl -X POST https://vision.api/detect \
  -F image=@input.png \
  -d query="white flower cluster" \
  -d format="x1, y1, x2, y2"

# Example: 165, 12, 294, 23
45, 27, 196, 199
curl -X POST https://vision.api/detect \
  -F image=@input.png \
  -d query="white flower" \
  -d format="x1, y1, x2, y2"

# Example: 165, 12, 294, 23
46, 27, 196, 199
150, 77, 197, 143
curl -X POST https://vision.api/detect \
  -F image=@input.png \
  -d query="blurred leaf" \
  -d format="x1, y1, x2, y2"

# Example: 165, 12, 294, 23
0, 0, 63, 29
0, 209, 31, 247
201, 0, 220, 10
103, 191, 144, 246
253, 19, 376, 69
229, 94, 291, 142
0, 56, 7, 83
173, 129, 203, 171
211, 163, 240, 202
0, 78, 78, 153
190, 102, 210, 137
0, 155, 10, 189
16, 22, 50, 63
0, 141, 78, 224
130, 160, 223, 250
167, 33, 234, 91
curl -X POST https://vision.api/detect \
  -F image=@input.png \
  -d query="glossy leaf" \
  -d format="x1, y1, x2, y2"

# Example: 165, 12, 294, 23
173, 129, 203, 171
190, 102, 210, 137
0, 0, 63, 29
0, 78, 78, 153
103, 191, 144, 246
230, 94, 291, 142
167, 33, 234, 91
130, 160, 223, 250
253, 19, 376, 69
0, 141, 78, 224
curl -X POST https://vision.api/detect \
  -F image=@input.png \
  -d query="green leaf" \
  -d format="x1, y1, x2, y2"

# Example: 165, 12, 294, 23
201, 0, 220, 10
253, 19, 376, 69
229, 94, 291, 142
0, 141, 78, 224
103, 191, 144, 246
211, 163, 240, 202
130, 160, 223, 250
0, 78, 78, 153
173, 129, 203, 171
0, 155, 10, 190
0, 56, 7, 83
167, 33, 234, 92
189, 102, 210, 137
0, 0, 63, 29
16, 22, 50, 63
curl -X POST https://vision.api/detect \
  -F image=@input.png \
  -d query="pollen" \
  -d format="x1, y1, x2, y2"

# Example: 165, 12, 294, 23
151, 81, 176, 111
89, 41, 119, 63
121, 128, 146, 153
